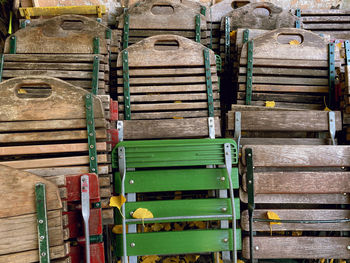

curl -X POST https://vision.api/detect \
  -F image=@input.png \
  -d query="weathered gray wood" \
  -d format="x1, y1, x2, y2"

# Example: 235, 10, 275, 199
239, 66, 328, 77
209, 0, 234, 22
119, 110, 220, 120
301, 16, 350, 23
242, 237, 350, 259
123, 117, 221, 139
238, 75, 328, 86
3, 54, 108, 63
240, 57, 330, 68
226, 111, 342, 131
239, 138, 332, 145
242, 171, 350, 194
118, 93, 220, 102
241, 209, 350, 231
236, 100, 324, 110
4, 15, 109, 54
3, 69, 105, 80
116, 66, 216, 76
238, 83, 328, 93
4, 62, 107, 71
117, 83, 219, 94
119, 102, 220, 112
25, 165, 110, 177
236, 92, 324, 104
0, 76, 104, 121
221, 2, 296, 31
242, 145, 350, 167
230, 105, 301, 111
117, 75, 219, 85
303, 23, 350, 30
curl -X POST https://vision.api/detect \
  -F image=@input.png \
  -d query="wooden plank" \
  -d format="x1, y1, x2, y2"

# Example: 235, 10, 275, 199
242, 145, 350, 167
241, 171, 350, 194
117, 75, 218, 85
303, 23, 350, 30
302, 16, 350, 23
119, 110, 221, 120
238, 75, 328, 86
0, 165, 61, 218
117, 83, 219, 94
118, 93, 219, 103
116, 66, 217, 76
0, 243, 70, 263
236, 100, 324, 110
239, 137, 332, 145
301, 10, 350, 15
241, 209, 350, 231
242, 237, 350, 259
119, 102, 220, 112
226, 111, 342, 131
229, 105, 302, 111
25, 165, 110, 176
238, 84, 328, 93
236, 92, 324, 104
123, 117, 221, 139
3, 69, 105, 80
239, 66, 328, 77
0, 129, 106, 143
0, 142, 107, 156
0, 76, 104, 121
0, 210, 64, 255
0, 118, 107, 132
4, 61, 107, 71
3, 54, 108, 63
240, 58, 329, 67
128, 29, 208, 38
0, 154, 108, 169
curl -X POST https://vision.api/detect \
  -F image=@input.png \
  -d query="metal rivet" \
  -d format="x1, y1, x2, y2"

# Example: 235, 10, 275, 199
130, 211, 134, 216
347, 245, 350, 250
129, 180, 134, 184
248, 153, 252, 157
90, 145, 94, 148
223, 238, 228, 243
221, 207, 227, 212
344, 193, 347, 196
248, 180, 252, 184
41, 252, 46, 257
40, 235, 45, 240
220, 176, 225, 181
91, 157, 95, 160
253, 166, 255, 169
38, 219, 43, 224
130, 242, 135, 248
89, 133, 93, 136
92, 168, 96, 172
255, 246, 259, 251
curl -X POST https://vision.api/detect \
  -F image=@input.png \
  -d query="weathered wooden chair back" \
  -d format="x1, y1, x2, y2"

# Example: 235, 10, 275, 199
240, 144, 350, 259
116, 34, 221, 139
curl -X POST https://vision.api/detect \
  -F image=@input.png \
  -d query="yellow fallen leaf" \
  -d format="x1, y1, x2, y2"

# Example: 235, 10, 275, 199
109, 195, 126, 218
172, 117, 184, 119
112, 224, 128, 234
330, 259, 334, 263
132, 208, 153, 226
320, 259, 326, 263
340, 260, 346, 263
289, 39, 300, 45
184, 255, 200, 263
17, 88, 27, 94
238, 260, 245, 263
292, 231, 303, 236
163, 256, 180, 263
174, 191, 182, 200
265, 101, 275, 108
189, 221, 206, 229
164, 223, 172, 231
174, 101, 182, 103
324, 106, 331, 111
267, 211, 281, 235
141, 255, 160, 263
151, 223, 163, 232
174, 222, 185, 231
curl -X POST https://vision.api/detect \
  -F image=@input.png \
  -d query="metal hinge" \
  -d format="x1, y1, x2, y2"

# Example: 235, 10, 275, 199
117, 121, 124, 142
328, 111, 336, 145
233, 112, 241, 149
208, 117, 215, 139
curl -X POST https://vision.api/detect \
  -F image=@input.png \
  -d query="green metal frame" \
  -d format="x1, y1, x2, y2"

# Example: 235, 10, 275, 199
122, 50, 131, 120
91, 55, 100, 95
85, 94, 98, 174
328, 42, 335, 109
204, 48, 214, 117
200, 6, 206, 16
35, 183, 50, 263
10, 35, 16, 54
245, 40, 254, 105
0, 54, 4, 82
93, 37, 100, 54
224, 16, 230, 67
123, 13, 130, 49
345, 40, 350, 65
295, 8, 301, 28
195, 14, 201, 43
243, 29, 249, 44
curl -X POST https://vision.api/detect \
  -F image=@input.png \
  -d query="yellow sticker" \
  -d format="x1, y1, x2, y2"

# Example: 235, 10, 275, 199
265, 101, 275, 108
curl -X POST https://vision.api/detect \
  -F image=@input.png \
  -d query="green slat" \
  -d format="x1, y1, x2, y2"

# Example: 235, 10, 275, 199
115, 168, 239, 193
112, 139, 238, 169
115, 229, 242, 256
122, 50, 131, 120
328, 43, 335, 109
115, 198, 240, 224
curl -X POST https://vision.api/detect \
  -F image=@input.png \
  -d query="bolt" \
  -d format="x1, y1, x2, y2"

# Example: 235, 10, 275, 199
38, 219, 43, 224
221, 207, 227, 212
40, 235, 45, 240
248, 180, 252, 184
344, 193, 347, 196
347, 245, 350, 250
220, 176, 225, 181
130, 211, 134, 216
90, 145, 94, 149
130, 242, 135, 247
41, 252, 46, 257
91, 157, 95, 160
129, 179, 134, 184
255, 246, 259, 251
248, 153, 252, 157
223, 238, 228, 243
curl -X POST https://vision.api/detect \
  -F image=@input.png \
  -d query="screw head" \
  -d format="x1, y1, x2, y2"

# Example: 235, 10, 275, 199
41, 252, 46, 257
40, 235, 45, 240
129, 179, 134, 184
347, 245, 350, 250
130, 211, 134, 216
255, 246, 259, 251
223, 238, 228, 243
130, 242, 135, 247
248, 153, 252, 157
38, 219, 43, 224
248, 180, 252, 184
220, 176, 226, 181
221, 207, 227, 212
344, 193, 347, 196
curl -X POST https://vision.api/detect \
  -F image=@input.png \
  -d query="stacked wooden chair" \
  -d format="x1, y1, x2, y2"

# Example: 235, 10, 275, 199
0, 165, 70, 262
117, 0, 208, 48
116, 34, 221, 139
0, 76, 113, 224
0, 1, 10, 53
240, 144, 350, 260
237, 28, 339, 109
112, 138, 241, 263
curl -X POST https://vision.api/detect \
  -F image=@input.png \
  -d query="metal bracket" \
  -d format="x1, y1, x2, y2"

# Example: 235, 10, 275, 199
117, 121, 124, 142
0, 54, 4, 82
246, 40, 254, 105
328, 43, 335, 109
35, 183, 50, 263
224, 143, 237, 263
233, 112, 241, 149
345, 40, 350, 65
91, 55, 100, 95
200, 6, 206, 16
204, 48, 214, 117
85, 94, 98, 174
224, 16, 230, 67
195, 14, 201, 43
93, 37, 100, 54
123, 13, 130, 49
245, 148, 255, 263
10, 35, 16, 54
295, 8, 301, 28
328, 111, 336, 145
208, 117, 215, 139
243, 29, 249, 44
81, 175, 91, 263
122, 50, 131, 120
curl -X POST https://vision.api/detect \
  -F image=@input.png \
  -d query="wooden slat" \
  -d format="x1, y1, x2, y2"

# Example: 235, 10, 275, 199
3, 61, 107, 71
118, 93, 220, 103
302, 16, 350, 23
0, 142, 107, 156
239, 137, 333, 145
119, 102, 220, 112
116, 66, 216, 76
236, 100, 324, 110
25, 165, 110, 176
3, 54, 108, 63
117, 75, 218, 85
242, 237, 350, 259
0, 154, 108, 169
236, 92, 324, 104
239, 66, 328, 77
3, 69, 105, 80
240, 58, 329, 67
238, 75, 328, 86
242, 145, 350, 167
226, 111, 342, 131
238, 84, 328, 93
123, 117, 221, 139
241, 209, 350, 231
241, 171, 350, 194
303, 23, 350, 30
119, 110, 221, 120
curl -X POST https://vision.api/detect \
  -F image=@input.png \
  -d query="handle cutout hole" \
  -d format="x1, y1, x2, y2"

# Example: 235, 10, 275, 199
232, 1, 251, 9
151, 5, 174, 15
253, 7, 270, 17
16, 84, 52, 98
277, 33, 304, 45
60, 20, 84, 30
154, 40, 179, 50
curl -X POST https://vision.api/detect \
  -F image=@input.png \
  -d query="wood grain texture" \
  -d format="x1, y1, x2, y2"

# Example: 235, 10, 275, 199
4, 15, 109, 54
227, 111, 342, 131
242, 145, 350, 167
241, 209, 350, 231
238, 83, 328, 93
25, 165, 110, 176
0, 76, 104, 121
242, 237, 350, 259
